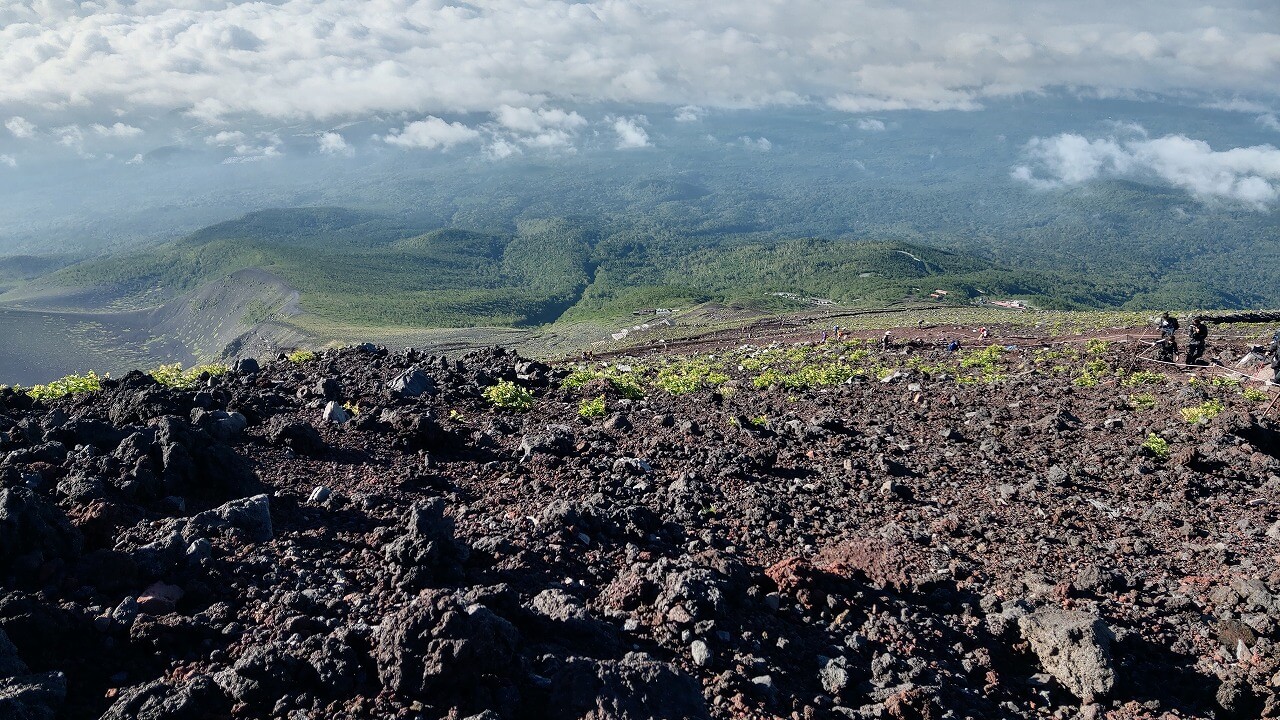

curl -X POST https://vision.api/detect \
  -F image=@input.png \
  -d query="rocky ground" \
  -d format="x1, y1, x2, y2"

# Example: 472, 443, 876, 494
2, 329, 1280, 719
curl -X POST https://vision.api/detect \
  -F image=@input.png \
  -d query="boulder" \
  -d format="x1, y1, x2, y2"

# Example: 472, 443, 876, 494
0, 488, 82, 576
388, 369, 436, 398
265, 417, 325, 454
1017, 608, 1115, 702
382, 499, 468, 588
322, 401, 350, 424
374, 590, 520, 699
547, 652, 709, 720
518, 425, 574, 460
0, 671, 66, 720
101, 675, 229, 720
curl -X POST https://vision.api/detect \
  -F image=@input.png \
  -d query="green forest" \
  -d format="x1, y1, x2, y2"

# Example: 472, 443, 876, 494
25, 200, 1269, 331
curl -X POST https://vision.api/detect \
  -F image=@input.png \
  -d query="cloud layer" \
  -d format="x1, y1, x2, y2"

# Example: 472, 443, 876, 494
0, 1, 1277, 124
1013, 128, 1280, 209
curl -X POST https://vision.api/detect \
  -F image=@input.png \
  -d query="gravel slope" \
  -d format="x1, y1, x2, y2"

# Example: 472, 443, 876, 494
1, 334, 1278, 719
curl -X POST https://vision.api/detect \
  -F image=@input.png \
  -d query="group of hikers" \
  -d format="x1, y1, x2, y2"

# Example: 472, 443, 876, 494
1155, 311, 1280, 384
1153, 312, 1209, 366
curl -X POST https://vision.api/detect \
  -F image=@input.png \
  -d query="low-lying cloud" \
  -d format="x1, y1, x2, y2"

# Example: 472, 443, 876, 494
0, 1, 1276, 126
612, 116, 651, 149
318, 132, 352, 156
1013, 127, 1280, 209
382, 117, 482, 151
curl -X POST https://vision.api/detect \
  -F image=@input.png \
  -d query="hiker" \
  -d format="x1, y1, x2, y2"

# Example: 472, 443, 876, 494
1158, 312, 1179, 339
946, 338, 960, 353
1269, 331, 1280, 384
880, 331, 892, 351
820, 330, 828, 343
1184, 317, 1208, 366
1154, 333, 1177, 363
979, 327, 989, 340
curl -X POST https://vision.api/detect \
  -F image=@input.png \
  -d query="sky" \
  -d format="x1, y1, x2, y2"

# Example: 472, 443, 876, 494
1, 0, 1279, 210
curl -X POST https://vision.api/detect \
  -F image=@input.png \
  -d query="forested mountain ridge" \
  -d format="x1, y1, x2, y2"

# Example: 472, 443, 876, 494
6, 206, 1176, 333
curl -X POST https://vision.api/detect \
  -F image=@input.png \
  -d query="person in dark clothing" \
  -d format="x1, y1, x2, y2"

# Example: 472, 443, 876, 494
1155, 333, 1177, 362
1158, 312, 1179, 339
1185, 317, 1208, 365
1269, 331, 1280, 384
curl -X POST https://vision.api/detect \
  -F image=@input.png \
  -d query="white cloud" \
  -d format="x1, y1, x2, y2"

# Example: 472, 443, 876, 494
494, 106, 586, 134
490, 105, 586, 150
383, 117, 482, 150
1204, 98, 1273, 114
318, 131, 352, 156
856, 118, 886, 132
0, 154, 15, 168
612, 116, 651, 149
484, 138, 522, 160
1, 1, 1277, 124
206, 130, 246, 146
740, 136, 772, 151
1013, 128, 1280, 209
223, 145, 282, 164
223, 132, 283, 162
126, 153, 143, 165
91, 122, 142, 138
53, 125, 89, 155
1260, 114, 1280, 132
674, 105, 703, 122
5, 116, 36, 138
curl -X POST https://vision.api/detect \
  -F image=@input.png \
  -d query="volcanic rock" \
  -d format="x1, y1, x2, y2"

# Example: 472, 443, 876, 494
1017, 608, 1116, 702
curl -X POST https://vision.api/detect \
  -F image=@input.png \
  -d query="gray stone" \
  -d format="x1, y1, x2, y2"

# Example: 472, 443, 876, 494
820, 656, 851, 695
1018, 608, 1116, 702
322, 401, 350, 424
690, 640, 711, 667
388, 369, 436, 398
192, 494, 273, 543
0, 671, 66, 720
100, 675, 228, 720
547, 652, 709, 720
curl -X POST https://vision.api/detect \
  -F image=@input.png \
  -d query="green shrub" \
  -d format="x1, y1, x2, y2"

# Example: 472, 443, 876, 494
578, 395, 606, 418
483, 380, 534, 411
1210, 376, 1240, 389
563, 367, 645, 399
1141, 433, 1170, 460
1181, 399, 1225, 424
26, 371, 104, 401
287, 349, 316, 363
1122, 370, 1165, 386
1243, 387, 1268, 402
1085, 339, 1110, 355
1129, 392, 1156, 409
654, 360, 727, 395
959, 345, 1004, 370
150, 362, 230, 389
